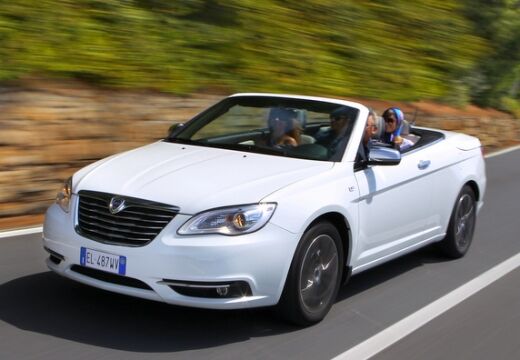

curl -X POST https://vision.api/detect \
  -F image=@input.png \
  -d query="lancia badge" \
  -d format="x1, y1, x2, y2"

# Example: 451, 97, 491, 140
109, 197, 126, 214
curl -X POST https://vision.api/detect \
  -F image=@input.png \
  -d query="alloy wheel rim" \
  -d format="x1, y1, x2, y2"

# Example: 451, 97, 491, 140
455, 193, 475, 250
299, 234, 339, 314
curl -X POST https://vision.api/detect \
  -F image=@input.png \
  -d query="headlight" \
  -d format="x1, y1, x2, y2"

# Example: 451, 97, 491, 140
178, 203, 276, 236
55, 177, 72, 213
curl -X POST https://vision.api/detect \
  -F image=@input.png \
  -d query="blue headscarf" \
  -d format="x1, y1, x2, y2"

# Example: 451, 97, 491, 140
382, 107, 404, 143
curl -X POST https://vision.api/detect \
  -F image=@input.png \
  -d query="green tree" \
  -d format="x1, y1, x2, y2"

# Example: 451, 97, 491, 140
463, 0, 520, 113
0, 0, 494, 106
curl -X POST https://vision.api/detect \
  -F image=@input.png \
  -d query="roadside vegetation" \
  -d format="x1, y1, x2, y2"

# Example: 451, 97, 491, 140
0, 0, 519, 114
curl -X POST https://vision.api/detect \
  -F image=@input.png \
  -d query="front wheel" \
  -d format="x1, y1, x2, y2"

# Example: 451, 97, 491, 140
278, 221, 343, 326
438, 185, 477, 258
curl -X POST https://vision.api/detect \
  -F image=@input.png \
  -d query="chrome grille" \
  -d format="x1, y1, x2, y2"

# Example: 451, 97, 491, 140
76, 190, 178, 246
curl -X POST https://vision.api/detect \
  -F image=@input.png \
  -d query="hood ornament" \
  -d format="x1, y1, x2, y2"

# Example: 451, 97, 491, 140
109, 197, 126, 214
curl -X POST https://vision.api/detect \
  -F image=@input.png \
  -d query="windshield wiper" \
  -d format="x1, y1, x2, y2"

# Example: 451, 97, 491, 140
194, 142, 289, 156
164, 138, 204, 146
245, 144, 289, 156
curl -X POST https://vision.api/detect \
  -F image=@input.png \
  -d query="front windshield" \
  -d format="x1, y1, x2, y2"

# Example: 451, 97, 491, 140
165, 96, 359, 161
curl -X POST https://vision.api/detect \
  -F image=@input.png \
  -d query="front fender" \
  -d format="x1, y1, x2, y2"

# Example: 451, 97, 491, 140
263, 164, 359, 264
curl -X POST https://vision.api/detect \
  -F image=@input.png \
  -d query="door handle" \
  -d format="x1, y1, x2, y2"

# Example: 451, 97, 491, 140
418, 160, 431, 170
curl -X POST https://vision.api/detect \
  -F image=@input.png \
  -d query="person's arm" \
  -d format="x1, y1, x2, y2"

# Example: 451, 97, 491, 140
398, 137, 414, 151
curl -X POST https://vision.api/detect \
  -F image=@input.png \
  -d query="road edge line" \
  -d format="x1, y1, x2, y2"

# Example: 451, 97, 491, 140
331, 251, 520, 360
0, 226, 43, 239
485, 144, 520, 158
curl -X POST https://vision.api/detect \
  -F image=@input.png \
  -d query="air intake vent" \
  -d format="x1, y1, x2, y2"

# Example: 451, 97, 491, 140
76, 190, 178, 247
71, 265, 153, 290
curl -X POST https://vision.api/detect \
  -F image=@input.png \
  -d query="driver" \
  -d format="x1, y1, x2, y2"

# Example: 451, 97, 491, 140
315, 106, 357, 156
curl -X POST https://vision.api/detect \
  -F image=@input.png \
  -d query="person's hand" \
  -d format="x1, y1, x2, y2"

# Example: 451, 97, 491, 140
394, 136, 403, 145
281, 135, 298, 147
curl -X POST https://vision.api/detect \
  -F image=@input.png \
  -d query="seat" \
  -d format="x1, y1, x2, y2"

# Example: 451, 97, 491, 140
401, 119, 411, 136
300, 134, 316, 144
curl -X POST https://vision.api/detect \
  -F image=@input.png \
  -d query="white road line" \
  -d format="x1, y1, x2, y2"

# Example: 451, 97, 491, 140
485, 144, 520, 158
0, 226, 43, 239
331, 251, 520, 360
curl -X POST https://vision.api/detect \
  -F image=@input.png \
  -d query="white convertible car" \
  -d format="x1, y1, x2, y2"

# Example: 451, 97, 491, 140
43, 94, 486, 325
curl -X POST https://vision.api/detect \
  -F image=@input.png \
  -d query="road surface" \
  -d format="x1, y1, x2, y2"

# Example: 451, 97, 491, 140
1, 148, 519, 360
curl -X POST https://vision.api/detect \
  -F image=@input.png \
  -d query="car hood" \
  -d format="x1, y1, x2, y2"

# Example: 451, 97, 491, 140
74, 141, 333, 214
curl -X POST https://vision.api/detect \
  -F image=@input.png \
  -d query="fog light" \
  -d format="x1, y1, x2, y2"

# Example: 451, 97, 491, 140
163, 279, 253, 298
216, 286, 229, 297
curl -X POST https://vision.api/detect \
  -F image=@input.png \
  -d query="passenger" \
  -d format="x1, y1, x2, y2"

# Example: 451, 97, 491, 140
356, 109, 379, 165
381, 107, 413, 151
364, 109, 379, 152
267, 108, 301, 147
315, 106, 356, 155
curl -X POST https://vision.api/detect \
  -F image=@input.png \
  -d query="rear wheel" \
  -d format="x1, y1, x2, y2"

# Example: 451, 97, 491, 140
278, 221, 343, 326
439, 185, 477, 258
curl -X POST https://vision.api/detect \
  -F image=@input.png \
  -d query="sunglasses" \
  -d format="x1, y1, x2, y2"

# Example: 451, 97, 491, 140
384, 118, 395, 123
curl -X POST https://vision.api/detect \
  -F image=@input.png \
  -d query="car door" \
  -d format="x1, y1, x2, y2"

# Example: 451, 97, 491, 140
351, 146, 438, 271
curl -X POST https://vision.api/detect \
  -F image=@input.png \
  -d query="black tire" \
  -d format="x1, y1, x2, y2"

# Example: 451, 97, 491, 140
277, 221, 343, 326
438, 185, 477, 258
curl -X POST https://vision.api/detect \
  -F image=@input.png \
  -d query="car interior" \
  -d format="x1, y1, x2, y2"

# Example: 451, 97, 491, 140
169, 102, 445, 162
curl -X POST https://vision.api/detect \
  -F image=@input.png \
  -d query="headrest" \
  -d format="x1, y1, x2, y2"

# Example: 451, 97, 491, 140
268, 107, 299, 132
268, 107, 297, 122
295, 109, 307, 128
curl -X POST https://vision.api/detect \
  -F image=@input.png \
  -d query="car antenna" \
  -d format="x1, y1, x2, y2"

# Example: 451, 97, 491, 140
410, 107, 418, 126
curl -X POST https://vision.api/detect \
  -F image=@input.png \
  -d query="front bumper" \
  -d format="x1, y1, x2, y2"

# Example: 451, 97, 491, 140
42, 202, 299, 309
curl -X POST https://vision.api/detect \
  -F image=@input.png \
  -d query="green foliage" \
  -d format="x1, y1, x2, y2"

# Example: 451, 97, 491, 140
501, 97, 520, 118
0, 0, 516, 108
462, 0, 520, 109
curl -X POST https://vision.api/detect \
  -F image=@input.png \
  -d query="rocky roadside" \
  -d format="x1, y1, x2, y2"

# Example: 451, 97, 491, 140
1, 79, 518, 231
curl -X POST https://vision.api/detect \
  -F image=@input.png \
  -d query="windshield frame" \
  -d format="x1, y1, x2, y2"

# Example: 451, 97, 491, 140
164, 94, 362, 162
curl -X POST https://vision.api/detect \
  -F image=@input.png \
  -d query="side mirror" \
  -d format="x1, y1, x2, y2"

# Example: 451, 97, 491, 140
168, 123, 184, 137
367, 146, 401, 166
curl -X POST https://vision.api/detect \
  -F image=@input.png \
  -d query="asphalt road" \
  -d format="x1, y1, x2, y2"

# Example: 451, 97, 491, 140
1, 148, 519, 360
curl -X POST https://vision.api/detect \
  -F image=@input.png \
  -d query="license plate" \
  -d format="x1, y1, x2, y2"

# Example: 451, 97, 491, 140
80, 247, 126, 275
